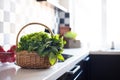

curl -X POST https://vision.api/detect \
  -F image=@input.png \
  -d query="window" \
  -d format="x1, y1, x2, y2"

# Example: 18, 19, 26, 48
107, 0, 120, 50
70, 0, 120, 50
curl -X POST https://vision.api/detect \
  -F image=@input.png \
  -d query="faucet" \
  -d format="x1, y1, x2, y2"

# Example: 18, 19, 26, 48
111, 41, 115, 50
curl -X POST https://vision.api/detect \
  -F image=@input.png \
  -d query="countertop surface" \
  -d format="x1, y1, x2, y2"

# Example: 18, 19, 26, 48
0, 48, 89, 80
90, 49, 120, 55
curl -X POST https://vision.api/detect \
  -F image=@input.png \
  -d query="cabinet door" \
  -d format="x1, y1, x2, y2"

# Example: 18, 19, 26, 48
76, 56, 90, 80
57, 56, 90, 80
90, 55, 120, 80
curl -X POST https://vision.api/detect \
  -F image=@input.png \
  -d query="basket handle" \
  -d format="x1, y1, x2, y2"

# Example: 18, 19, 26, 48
16, 22, 54, 47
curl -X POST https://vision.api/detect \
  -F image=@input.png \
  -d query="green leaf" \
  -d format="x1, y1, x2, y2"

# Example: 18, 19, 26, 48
57, 54, 64, 61
37, 46, 45, 56
50, 46, 58, 53
40, 49, 50, 57
64, 31, 77, 39
49, 52, 57, 65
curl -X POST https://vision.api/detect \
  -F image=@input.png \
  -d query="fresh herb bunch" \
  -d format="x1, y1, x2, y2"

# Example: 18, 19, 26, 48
17, 31, 66, 65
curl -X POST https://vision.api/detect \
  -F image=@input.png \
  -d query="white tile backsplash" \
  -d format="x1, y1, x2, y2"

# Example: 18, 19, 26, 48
0, 0, 55, 46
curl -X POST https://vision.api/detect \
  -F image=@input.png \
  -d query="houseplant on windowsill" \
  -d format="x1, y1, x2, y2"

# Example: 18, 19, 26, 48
16, 22, 66, 69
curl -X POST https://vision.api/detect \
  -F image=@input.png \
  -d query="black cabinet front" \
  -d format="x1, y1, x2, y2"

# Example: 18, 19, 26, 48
57, 56, 90, 80
89, 54, 120, 80
57, 65, 83, 80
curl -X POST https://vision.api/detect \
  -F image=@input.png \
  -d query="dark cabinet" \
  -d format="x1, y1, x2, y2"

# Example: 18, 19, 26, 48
58, 54, 120, 80
89, 54, 120, 80
76, 56, 90, 80
57, 56, 90, 80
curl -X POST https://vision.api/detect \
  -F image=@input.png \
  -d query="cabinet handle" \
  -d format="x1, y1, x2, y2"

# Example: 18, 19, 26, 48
67, 65, 80, 74
83, 56, 90, 61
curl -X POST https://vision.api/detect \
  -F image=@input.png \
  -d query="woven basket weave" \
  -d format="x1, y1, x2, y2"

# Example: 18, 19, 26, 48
16, 22, 54, 69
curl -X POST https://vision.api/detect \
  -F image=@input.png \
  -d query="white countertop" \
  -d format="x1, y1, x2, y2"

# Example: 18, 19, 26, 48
0, 48, 89, 80
90, 49, 120, 55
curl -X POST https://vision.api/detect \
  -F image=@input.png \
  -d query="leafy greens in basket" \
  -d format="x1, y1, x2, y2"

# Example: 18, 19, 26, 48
17, 31, 66, 65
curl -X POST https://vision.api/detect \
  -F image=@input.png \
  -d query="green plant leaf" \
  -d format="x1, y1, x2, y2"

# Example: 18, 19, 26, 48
57, 54, 64, 61
49, 52, 57, 65
40, 49, 50, 57
64, 31, 77, 39
37, 46, 46, 56
50, 46, 58, 53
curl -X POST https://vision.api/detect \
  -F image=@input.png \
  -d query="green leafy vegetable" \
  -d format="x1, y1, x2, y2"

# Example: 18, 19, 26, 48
57, 54, 64, 61
17, 31, 66, 65
49, 52, 57, 65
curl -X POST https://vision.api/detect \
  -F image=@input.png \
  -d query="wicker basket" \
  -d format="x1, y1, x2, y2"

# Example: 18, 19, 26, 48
16, 22, 54, 69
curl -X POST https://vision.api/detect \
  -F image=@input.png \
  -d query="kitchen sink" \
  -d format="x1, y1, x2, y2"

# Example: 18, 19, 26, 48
58, 53, 73, 62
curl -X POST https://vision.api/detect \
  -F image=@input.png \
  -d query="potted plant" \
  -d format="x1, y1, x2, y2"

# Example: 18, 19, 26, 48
16, 23, 66, 68
64, 31, 77, 39
63, 31, 81, 48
